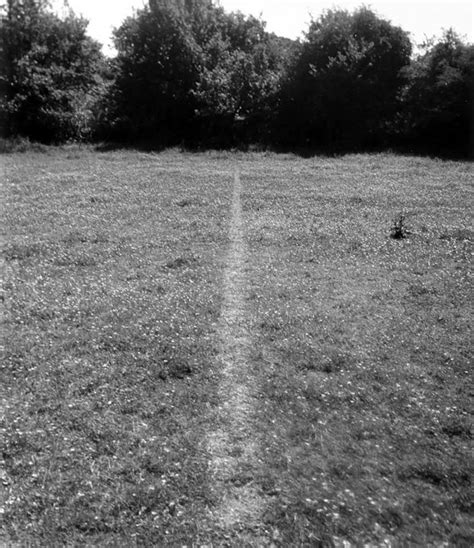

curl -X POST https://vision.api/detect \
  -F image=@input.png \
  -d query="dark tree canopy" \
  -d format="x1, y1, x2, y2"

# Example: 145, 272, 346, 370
276, 7, 412, 150
0, 0, 105, 142
191, 10, 284, 145
400, 30, 474, 157
1, 2, 472, 156
106, 2, 200, 143
106, 0, 287, 146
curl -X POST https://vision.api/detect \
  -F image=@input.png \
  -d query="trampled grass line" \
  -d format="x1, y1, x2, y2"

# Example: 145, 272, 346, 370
205, 169, 268, 541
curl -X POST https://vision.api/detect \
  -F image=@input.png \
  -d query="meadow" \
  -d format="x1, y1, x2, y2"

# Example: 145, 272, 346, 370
1, 147, 472, 546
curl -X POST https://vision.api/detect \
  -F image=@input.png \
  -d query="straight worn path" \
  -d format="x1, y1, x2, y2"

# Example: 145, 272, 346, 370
205, 169, 270, 544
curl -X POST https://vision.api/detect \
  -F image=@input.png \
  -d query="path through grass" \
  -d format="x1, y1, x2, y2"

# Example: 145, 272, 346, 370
204, 168, 270, 544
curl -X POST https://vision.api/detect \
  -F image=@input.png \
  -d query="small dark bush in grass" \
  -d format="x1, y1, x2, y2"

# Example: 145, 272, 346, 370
390, 213, 410, 239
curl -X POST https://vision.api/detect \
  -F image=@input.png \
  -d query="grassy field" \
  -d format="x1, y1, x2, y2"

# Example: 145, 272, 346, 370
1, 147, 472, 546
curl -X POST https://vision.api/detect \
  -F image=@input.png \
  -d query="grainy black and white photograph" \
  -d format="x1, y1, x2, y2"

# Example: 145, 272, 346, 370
1, 0, 472, 545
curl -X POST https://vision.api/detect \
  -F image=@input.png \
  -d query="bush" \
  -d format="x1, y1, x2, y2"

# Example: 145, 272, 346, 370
0, 0, 106, 143
275, 7, 412, 150
400, 30, 474, 157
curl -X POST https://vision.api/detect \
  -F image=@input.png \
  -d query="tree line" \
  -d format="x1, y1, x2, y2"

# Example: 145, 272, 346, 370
1, 0, 473, 156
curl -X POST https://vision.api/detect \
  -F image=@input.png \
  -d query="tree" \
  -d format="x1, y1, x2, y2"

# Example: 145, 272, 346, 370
0, 0, 105, 142
276, 7, 412, 150
107, 0, 288, 146
191, 10, 285, 145
400, 30, 474, 157
105, 1, 200, 144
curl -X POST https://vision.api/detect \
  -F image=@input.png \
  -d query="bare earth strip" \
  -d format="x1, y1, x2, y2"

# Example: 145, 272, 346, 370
205, 169, 269, 544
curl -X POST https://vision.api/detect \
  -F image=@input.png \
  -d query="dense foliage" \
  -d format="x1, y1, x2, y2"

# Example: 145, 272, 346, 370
400, 30, 474, 156
101, 0, 199, 144
0, 0, 106, 142
102, 0, 286, 146
276, 7, 412, 150
1, 0, 472, 156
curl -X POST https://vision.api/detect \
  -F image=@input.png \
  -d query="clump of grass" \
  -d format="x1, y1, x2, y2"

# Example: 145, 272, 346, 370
3, 242, 43, 261
165, 256, 199, 269
0, 137, 49, 153
439, 228, 473, 242
176, 197, 203, 207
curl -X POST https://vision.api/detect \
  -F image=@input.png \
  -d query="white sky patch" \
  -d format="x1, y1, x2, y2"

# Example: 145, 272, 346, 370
54, 0, 473, 55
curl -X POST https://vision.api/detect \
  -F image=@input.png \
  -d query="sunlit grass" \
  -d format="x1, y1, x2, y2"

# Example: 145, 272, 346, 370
1, 148, 472, 545
241, 153, 472, 545
1, 148, 231, 544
